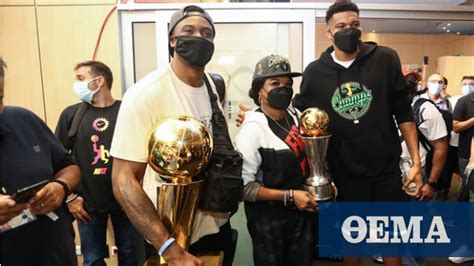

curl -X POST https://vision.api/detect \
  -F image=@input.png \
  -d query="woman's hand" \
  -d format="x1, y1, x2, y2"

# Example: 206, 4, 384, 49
293, 190, 317, 212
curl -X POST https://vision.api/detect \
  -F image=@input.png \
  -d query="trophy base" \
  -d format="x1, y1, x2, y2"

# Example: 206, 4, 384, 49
144, 251, 224, 266
305, 184, 335, 201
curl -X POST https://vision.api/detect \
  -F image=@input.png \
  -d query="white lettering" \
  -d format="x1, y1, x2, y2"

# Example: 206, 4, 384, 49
342, 216, 367, 243
390, 216, 423, 243
340, 215, 450, 244
425, 216, 451, 243
367, 216, 389, 243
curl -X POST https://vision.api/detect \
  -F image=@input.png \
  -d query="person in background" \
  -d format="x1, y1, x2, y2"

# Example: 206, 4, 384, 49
418, 73, 452, 201
0, 57, 81, 266
441, 76, 451, 99
404, 77, 448, 201
453, 76, 474, 192
422, 73, 452, 112
449, 76, 474, 185
448, 136, 474, 265
235, 55, 316, 266
55, 61, 137, 266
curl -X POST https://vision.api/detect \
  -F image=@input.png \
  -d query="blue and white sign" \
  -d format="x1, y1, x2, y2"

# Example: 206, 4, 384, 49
318, 202, 474, 257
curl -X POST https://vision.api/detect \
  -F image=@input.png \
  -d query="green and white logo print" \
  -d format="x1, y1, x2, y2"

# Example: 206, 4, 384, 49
331, 82, 373, 123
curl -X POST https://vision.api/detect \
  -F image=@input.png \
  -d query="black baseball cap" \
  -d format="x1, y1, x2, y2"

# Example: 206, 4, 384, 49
168, 5, 215, 56
252, 55, 301, 81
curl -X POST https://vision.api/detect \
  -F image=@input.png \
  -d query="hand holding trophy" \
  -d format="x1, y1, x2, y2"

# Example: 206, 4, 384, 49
148, 116, 212, 263
299, 108, 337, 201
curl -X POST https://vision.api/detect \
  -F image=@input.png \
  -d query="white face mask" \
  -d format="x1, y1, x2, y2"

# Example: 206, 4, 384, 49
73, 77, 101, 104
427, 82, 443, 96
461, 85, 474, 96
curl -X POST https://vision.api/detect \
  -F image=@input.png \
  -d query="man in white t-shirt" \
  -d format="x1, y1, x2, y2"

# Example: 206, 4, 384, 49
401, 81, 448, 200
110, 6, 232, 266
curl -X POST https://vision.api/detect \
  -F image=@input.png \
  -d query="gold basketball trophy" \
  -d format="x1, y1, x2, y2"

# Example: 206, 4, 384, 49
147, 116, 213, 265
300, 108, 337, 201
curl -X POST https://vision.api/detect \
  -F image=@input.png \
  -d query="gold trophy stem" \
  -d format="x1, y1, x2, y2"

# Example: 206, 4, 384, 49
158, 180, 204, 250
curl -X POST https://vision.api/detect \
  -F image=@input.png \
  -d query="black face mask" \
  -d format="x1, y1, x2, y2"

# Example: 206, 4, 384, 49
333, 28, 361, 54
263, 86, 293, 109
175, 36, 215, 67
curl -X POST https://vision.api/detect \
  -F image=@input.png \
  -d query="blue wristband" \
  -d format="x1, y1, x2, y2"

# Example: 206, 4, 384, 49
158, 237, 176, 257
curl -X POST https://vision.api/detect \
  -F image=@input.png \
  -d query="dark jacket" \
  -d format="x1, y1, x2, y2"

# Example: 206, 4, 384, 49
293, 42, 413, 181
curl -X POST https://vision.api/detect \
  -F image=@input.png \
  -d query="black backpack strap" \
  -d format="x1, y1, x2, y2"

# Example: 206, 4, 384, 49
67, 102, 89, 138
208, 73, 226, 106
412, 98, 429, 125
412, 98, 433, 152
203, 74, 233, 147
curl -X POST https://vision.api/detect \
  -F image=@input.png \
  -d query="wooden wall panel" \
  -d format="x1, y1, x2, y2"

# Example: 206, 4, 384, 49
0, 0, 34, 5
315, 24, 474, 78
35, 0, 116, 4
438, 56, 474, 97
36, 5, 121, 129
0, 6, 45, 119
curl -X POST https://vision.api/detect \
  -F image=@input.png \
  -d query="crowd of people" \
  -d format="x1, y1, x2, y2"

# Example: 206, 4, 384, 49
1, 1, 473, 266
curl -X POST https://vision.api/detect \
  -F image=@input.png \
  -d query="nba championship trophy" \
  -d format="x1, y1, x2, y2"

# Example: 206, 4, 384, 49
147, 116, 212, 264
300, 108, 336, 201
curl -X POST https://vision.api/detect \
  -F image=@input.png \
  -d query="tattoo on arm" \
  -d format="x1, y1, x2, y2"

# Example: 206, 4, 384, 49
116, 173, 170, 249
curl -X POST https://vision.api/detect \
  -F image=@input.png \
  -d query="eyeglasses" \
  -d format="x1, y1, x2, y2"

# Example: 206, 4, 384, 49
428, 80, 444, 85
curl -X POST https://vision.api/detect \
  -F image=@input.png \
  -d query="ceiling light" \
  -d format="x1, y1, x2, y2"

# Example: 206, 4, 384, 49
457, 32, 461, 35
447, 23, 451, 26
442, 27, 446, 30
447, 29, 451, 33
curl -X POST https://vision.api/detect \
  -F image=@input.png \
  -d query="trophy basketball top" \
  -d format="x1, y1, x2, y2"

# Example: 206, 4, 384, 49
299, 107, 330, 137
148, 116, 213, 184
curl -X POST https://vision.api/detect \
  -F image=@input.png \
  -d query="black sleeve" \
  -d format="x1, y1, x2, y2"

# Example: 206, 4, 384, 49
292, 64, 315, 112
453, 97, 466, 121
55, 107, 75, 151
387, 48, 414, 124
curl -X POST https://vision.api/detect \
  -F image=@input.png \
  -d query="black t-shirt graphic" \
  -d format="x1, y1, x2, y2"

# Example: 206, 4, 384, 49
56, 101, 121, 212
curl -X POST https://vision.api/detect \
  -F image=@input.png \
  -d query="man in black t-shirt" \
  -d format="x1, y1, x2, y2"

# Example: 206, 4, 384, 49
55, 61, 136, 266
0, 58, 81, 266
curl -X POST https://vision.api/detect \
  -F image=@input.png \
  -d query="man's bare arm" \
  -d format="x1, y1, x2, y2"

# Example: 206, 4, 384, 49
112, 158, 201, 264
453, 118, 474, 134
427, 137, 448, 183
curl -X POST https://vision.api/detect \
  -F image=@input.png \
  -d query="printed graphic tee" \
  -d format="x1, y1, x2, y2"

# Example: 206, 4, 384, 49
56, 101, 121, 212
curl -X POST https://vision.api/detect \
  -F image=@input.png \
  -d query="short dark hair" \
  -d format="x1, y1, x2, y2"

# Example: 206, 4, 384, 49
248, 77, 266, 106
443, 76, 448, 86
74, 60, 113, 90
326, 1, 360, 23
404, 72, 421, 85
462, 76, 474, 81
0, 57, 6, 78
